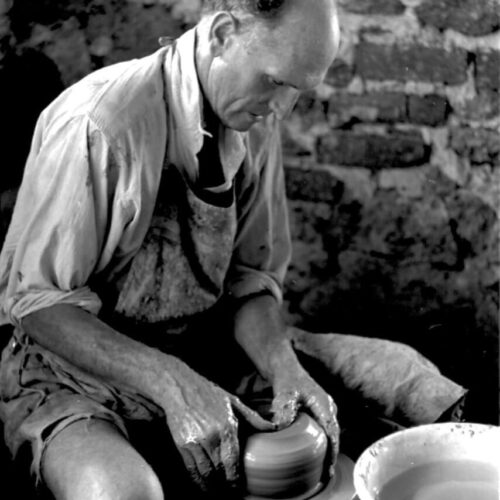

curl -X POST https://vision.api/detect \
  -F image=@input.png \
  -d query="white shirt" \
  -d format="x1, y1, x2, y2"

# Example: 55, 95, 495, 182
0, 27, 291, 327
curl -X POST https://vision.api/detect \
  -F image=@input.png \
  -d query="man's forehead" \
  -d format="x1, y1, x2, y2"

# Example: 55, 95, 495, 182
268, 51, 329, 91
266, 3, 337, 54
256, 13, 338, 88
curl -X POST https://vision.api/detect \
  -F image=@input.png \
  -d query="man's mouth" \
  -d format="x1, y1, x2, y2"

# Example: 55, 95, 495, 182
249, 112, 264, 121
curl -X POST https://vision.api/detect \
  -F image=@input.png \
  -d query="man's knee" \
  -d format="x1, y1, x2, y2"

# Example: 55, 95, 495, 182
72, 461, 164, 500
42, 419, 164, 500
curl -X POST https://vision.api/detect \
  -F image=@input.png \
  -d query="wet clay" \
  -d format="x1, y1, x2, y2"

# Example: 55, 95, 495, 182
243, 413, 328, 499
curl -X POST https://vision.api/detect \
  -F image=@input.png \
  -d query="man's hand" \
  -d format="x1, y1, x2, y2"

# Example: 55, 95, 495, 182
163, 360, 274, 492
232, 294, 340, 477
271, 364, 340, 477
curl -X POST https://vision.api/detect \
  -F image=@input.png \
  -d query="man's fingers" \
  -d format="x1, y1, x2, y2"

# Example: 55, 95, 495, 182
184, 440, 229, 491
328, 428, 340, 473
231, 395, 275, 431
271, 391, 299, 428
303, 394, 340, 475
220, 426, 241, 486
200, 432, 225, 478
179, 446, 209, 492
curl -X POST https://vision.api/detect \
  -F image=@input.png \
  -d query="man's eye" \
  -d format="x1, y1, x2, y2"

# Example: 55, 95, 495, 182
269, 77, 285, 87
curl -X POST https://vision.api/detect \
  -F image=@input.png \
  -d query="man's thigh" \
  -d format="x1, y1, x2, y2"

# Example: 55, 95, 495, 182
42, 419, 164, 500
0, 331, 163, 495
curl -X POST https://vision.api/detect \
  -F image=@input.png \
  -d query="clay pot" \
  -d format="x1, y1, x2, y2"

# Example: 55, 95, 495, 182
243, 413, 328, 499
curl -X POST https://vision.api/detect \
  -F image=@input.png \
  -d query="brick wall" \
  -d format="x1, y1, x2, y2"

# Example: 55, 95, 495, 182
0, 0, 498, 423
282, 0, 499, 423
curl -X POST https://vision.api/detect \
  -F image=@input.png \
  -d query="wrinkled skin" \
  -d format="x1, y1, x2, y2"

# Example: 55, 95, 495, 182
164, 360, 275, 492
271, 363, 340, 477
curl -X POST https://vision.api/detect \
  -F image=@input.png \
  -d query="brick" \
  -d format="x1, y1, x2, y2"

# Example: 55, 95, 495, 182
415, 0, 500, 37
317, 130, 430, 168
293, 93, 328, 127
476, 50, 500, 91
325, 58, 355, 88
446, 190, 498, 258
407, 94, 449, 126
451, 89, 500, 122
0, 1, 13, 16
284, 165, 344, 202
288, 200, 334, 244
85, 3, 115, 54
108, 3, 184, 63
329, 92, 407, 124
280, 121, 315, 157
338, 0, 405, 15
9, 0, 87, 40
43, 18, 92, 86
450, 127, 500, 167
356, 41, 468, 85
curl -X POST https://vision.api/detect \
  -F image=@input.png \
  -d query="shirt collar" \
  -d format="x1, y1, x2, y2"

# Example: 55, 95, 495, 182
163, 27, 247, 191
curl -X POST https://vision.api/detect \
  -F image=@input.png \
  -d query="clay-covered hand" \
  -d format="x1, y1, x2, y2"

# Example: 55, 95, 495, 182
164, 361, 275, 492
271, 364, 340, 477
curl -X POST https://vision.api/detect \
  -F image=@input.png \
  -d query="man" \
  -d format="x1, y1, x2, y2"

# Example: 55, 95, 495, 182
0, 0, 465, 499
0, 1, 341, 498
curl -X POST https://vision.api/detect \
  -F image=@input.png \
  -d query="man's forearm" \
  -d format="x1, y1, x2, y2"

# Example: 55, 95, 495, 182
22, 303, 186, 408
232, 294, 302, 383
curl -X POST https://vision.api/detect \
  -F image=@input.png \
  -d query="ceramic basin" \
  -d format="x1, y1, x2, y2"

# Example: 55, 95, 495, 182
353, 422, 500, 500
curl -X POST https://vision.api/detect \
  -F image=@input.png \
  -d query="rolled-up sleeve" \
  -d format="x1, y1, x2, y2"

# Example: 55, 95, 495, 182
226, 118, 292, 303
0, 112, 118, 326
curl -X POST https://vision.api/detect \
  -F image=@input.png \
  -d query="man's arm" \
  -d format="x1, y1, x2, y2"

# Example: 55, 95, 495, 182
24, 304, 185, 405
227, 118, 339, 472
232, 293, 295, 384
22, 304, 273, 490
232, 293, 340, 476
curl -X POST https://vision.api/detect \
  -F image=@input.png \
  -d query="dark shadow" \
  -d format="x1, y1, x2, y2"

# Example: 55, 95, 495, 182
0, 48, 64, 190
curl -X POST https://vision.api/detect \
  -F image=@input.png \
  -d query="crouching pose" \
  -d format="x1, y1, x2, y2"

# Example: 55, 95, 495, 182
0, 1, 465, 498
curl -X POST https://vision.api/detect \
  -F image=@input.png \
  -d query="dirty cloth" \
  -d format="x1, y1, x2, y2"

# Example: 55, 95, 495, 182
0, 25, 291, 328
289, 328, 467, 426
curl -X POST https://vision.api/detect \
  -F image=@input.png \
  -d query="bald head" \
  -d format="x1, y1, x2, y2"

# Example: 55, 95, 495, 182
244, 0, 340, 90
202, 0, 287, 20
271, 0, 340, 79
202, 0, 338, 34
196, 0, 340, 130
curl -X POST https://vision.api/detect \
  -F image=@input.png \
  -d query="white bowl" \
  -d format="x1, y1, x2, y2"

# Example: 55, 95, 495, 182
353, 422, 500, 500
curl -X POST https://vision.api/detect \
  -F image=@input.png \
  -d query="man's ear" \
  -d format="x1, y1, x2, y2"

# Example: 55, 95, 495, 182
208, 12, 238, 57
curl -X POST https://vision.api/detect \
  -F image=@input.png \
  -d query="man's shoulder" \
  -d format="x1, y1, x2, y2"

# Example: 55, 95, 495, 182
49, 49, 168, 141
88, 49, 168, 132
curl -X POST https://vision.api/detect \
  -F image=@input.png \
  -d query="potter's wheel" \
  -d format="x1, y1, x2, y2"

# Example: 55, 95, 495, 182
244, 454, 355, 500
245, 453, 358, 500
307, 454, 355, 500
243, 412, 355, 500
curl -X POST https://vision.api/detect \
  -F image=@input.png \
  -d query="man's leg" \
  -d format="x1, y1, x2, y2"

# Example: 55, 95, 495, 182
42, 419, 164, 500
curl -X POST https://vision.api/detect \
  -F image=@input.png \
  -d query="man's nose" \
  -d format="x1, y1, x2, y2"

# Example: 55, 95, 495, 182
270, 87, 300, 120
